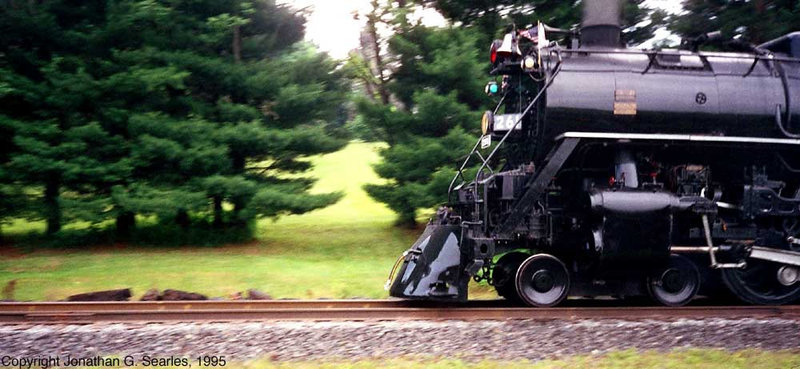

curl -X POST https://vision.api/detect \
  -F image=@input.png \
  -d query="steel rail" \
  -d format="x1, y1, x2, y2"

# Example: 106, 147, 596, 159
0, 299, 419, 312
2, 300, 800, 324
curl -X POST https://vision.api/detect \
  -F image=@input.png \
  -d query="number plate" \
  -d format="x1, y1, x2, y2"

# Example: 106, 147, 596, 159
493, 114, 523, 131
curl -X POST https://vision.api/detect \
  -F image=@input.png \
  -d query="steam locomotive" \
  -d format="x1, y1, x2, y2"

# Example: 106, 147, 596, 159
386, 0, 800, 306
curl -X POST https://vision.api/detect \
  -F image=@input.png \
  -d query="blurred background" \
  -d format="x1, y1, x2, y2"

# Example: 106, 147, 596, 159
0, 0, 798, 301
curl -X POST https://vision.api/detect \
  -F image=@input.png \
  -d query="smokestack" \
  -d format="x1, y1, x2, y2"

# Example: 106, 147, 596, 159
580, 0, 622, 48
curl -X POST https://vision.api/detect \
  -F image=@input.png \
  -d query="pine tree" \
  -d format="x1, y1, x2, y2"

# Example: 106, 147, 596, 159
669, 0, 799, 45
0, 2, 132, 234
0, 0, 349, 238
417, 0, 663, 45
351, 2, 486, 225
102, 0, 349, 230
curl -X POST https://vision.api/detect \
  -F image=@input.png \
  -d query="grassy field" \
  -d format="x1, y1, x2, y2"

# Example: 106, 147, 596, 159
212, 349, 800, 369
0, 141, 470, 301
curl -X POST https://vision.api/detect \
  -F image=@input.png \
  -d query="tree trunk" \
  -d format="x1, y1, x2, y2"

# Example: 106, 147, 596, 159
213, 195, 223, 227
396, 212, 417, 228
232, 153, 245, 173
230, 153, 247, 224
44, 176, 61, 235
233, 25, 242, 63
115, 211, 136, 237
175, 209, 190, 229
367, 20, 390, 105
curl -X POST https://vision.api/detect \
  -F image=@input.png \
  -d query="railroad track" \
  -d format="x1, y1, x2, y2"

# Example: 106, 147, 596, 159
2, 300, 800, 323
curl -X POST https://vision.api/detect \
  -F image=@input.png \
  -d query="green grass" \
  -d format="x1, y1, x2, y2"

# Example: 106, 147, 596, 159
6, 349, 796, 369
0, 141, 500, 301
194, 349, 800, 369
0, 142, 426, 301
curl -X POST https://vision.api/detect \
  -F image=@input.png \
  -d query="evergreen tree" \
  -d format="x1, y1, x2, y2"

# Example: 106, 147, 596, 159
0, 0, 349, 238
0, 2, 132, 234
670, 0, 800, 45
351, 2, 486, 225
417, 0, 663, 45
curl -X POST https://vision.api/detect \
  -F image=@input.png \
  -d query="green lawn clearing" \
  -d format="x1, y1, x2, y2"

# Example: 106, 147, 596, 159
0, 142, 427, 301
216, 349, 800, 369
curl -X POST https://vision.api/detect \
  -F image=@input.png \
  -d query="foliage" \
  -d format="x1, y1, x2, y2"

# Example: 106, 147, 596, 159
416, 0, 665, 45
0, 0, 349, 238
669, 0, 800, 45
351, 5, 486, 224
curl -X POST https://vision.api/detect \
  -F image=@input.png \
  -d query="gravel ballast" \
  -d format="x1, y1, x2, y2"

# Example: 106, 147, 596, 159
2, 318, 800, 361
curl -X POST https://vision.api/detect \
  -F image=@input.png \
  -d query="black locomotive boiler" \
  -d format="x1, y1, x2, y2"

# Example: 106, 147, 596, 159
387, 0, 800, 306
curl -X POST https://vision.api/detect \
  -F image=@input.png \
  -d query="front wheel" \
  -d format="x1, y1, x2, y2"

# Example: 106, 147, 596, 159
647, 254, 700, 307
515, 254, 570, 307
492, 252, 528, 303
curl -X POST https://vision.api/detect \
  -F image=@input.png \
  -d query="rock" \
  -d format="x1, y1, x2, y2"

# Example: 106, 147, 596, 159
160, 289, 207, 301
229, 291, 244, 300
67, 288, 132, 301
247, 289, 272, 300
140, 289, 161, 301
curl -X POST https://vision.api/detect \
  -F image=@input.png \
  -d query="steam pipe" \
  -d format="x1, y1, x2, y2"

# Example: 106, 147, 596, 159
774, 59, 797, 137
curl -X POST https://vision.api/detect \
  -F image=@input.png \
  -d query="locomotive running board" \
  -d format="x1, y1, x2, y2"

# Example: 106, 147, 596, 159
557, 132, 800, 146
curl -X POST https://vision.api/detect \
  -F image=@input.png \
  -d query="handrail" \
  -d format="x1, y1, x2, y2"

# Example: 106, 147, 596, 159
548, 46, 800, 78
552, 47, 800, 64
473, 61, 563, 184
447, 137, 483, 199
446, 88, 513, 200
446, 49, 563, 212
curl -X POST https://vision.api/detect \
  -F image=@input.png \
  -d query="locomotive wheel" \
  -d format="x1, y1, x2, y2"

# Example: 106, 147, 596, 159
647, 254, 700, 307
492, 252, 528, 303
515, 254, 570, 307
721, 259, 800, 305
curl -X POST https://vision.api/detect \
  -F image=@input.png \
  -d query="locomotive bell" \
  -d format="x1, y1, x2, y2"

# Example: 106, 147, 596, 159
496, 32, 521, 59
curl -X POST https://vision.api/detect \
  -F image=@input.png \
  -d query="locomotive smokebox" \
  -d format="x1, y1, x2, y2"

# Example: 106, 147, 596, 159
580, 0, 622, 47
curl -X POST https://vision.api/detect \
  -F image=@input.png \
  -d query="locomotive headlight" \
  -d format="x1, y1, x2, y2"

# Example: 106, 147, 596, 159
485, 81, 499, 95
481, 110, 494, 135
521, 56, 537, 71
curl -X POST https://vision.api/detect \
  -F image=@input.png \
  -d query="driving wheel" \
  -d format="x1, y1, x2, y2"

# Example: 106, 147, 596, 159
515, 254, 570, 307
647, 254, 700, 306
